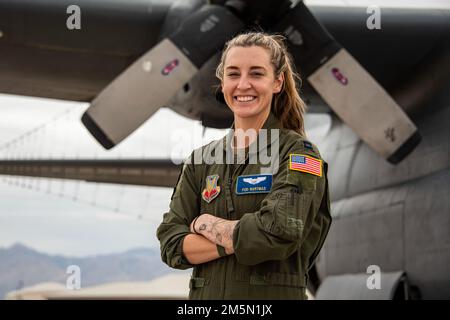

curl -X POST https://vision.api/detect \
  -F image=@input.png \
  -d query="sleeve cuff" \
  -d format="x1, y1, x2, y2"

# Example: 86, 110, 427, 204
216, 244, 228, 257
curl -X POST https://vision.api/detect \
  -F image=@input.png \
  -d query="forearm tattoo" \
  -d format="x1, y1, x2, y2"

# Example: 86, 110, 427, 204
196, 214, 237, 249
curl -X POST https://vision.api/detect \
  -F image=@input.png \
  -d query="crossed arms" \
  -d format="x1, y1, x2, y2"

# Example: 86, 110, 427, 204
182, 214, 238, 265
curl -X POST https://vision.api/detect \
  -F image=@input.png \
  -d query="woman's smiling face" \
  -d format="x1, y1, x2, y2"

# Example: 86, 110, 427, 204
221, 46, 283, 121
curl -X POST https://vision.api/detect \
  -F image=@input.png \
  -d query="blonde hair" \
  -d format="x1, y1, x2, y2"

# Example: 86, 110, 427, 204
216, 32, 307, 137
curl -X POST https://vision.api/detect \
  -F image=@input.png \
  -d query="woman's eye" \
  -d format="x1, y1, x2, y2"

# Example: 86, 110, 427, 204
226, 72, 263, 77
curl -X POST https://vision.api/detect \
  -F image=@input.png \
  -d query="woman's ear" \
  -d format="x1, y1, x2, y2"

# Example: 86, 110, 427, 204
274, 74, 284, 93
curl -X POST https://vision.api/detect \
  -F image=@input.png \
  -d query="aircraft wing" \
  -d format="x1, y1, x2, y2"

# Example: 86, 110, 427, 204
0, 159, 182, 188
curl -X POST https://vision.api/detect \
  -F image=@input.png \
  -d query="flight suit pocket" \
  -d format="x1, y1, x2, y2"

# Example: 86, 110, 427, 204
200, 193, 227, 219
234, 193, 267, 220
246, 259, 307, 289
189, 265, 210, 294
249, 272, 307, 288
271, 187, 312, 241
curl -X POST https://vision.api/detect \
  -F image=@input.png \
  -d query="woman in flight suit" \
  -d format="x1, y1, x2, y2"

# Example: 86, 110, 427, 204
157, 32, 331, 300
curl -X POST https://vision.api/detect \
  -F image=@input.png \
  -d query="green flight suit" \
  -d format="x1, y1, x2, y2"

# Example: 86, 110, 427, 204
157, 112, 332, 299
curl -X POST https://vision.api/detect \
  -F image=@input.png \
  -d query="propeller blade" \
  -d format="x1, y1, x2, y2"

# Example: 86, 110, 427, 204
274, 2, 421, 164
308, 48, 421, 164
82, 5, 243, 149
82, 39, 196, 149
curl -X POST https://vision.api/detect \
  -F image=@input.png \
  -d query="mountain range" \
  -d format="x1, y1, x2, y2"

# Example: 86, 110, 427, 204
0, 243, 174, 299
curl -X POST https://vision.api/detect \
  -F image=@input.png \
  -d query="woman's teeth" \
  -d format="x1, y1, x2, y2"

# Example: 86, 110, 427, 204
235, 96, 256, 102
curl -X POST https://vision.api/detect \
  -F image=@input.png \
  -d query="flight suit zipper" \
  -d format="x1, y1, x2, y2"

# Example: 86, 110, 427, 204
221, 164, 235, 299
225, 164, 235, 220
223, 149, 248, 298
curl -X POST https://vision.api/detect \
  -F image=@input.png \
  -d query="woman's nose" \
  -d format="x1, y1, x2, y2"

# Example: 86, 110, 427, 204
237, 75, 251, 90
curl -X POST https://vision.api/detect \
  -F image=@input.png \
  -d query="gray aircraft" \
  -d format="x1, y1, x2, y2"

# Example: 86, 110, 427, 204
0, 0, 449, 299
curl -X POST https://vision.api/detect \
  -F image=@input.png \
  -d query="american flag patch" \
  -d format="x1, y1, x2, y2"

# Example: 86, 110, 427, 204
289, 154, 323, 177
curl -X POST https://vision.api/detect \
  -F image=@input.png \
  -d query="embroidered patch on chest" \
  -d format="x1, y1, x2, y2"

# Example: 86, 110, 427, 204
202, 174, 221, 203
236, 174, 272, 195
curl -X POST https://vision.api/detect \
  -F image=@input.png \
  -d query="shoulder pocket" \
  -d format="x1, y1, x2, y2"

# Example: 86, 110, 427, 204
262, 186, 312, 242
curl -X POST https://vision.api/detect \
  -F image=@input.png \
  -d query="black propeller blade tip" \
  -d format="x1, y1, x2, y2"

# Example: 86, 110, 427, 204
81, 112, 115, 150
387, 131, 422, 165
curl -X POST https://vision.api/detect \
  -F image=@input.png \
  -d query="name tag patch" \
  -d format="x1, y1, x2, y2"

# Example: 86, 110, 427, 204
236, 174, 272, 195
